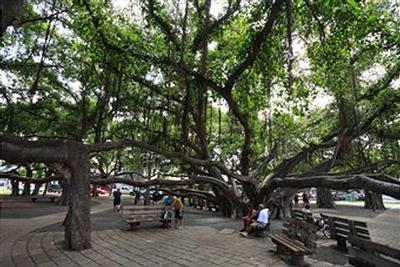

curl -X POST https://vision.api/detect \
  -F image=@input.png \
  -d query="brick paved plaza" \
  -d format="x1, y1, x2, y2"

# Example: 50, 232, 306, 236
1, 197, 399, 267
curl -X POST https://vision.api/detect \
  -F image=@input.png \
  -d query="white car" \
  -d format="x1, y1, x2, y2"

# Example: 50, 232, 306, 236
112, 184, 135, 195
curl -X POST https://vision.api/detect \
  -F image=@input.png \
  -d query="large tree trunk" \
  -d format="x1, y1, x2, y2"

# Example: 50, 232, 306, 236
364, 191, 385, 210
57, 181, 70, 206
64, 150, 91, 250
91, 184, 98, 197
32, 183, 41, 195
1, 137, 93, 251
317, 188, 335, 208
22, 182, 31, 195
0, 0, 23, 33
11, 179, 19, 196
22, 166, 32, 195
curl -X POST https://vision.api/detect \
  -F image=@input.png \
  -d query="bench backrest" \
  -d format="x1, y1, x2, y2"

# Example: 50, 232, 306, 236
282, 218, 317, 251
348, 235, 400, 267
123, 205, 164, 219
291, 209, 314, 223
321, 214, 370, 240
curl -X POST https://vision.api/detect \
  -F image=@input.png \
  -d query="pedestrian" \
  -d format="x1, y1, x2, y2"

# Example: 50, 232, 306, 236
135, 189, 142, 205
113, 188, 122, 212
164, 195, 184, 228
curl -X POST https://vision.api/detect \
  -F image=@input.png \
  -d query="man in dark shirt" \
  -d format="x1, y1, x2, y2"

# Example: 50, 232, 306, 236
113, 189, 122, 212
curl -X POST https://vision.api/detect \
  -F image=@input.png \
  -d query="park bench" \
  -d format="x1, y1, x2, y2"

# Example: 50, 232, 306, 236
270, 217, 317, 266
122, 205, 169, 230
348, 235, 400, 267
207, 202, 219, 212
290, 209, 316, 225
321, 214, 370, 251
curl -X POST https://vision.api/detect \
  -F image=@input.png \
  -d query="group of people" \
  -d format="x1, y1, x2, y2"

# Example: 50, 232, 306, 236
240, 203, 270, 237
293, 192, 310, 206
114, 188, 314, 235
112, 189, 185, 228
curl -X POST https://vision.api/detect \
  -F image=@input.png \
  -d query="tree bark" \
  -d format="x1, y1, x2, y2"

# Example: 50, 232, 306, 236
11, 179, 19, 196
317, 188, 335, 208
364, 191, 385, 210
22, 166, 33, 195
32, 183, 41, 195
64, 148, 91, 250
57, 181, 70, 206
1, 136, 92, 250
0, 0, 23, 33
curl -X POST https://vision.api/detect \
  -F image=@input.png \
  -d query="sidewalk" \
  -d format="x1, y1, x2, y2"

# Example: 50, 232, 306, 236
1, 197, 399, 267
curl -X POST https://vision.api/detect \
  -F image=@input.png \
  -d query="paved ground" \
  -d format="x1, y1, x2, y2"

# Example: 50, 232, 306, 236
1, 196, 399, 267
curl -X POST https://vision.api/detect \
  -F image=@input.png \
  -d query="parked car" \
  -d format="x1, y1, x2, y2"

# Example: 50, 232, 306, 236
96, 185, 111, 195
48, 184, 62, 193
355, 191, 365, 201
333, 191, 346, 201
112, 183, 135, 195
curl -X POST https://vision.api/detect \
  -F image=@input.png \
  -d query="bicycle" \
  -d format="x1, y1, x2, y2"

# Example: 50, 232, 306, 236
315, 213, 331, 238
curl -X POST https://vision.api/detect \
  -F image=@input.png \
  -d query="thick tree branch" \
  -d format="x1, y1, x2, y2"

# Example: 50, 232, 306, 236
250, 144, 278, 180
266, 174, 400, 199
144, 0, 178, 47
224, 0, 284, 91
0, 135, 85, 164
0, 172, 63, 183
192, 0, 241, 52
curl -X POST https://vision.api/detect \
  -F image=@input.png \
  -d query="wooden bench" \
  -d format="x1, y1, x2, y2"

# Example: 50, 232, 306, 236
123, 205, 169, 230
290, 209, 317, 227
348, 235, 400, 267
321, 214, 370, 251
270, 218, 317, 266
207, 202, 219, 212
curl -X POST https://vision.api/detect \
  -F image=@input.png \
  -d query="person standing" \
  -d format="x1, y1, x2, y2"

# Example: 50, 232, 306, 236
164, 195, 184, 228
135, 189, 142, 205
113, 189, 122, 212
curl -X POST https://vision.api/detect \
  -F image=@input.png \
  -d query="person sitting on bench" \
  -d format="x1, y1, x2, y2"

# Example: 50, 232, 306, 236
240, 203, 257, 232
240, 204, 269, 237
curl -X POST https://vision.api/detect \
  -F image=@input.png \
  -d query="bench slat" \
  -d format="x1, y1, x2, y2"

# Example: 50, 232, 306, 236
270, 234, 311, 255
349, 236, 400, 260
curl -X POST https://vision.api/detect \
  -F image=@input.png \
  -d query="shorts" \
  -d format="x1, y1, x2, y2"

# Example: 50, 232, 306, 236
175, 209, 183, 219
251, 222, 268, 231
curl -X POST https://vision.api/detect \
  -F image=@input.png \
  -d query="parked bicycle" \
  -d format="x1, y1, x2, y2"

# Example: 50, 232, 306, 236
315, 213, 331, 238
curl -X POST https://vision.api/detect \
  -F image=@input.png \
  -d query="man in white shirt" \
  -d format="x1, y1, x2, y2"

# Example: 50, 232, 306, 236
240, 204, 270, 237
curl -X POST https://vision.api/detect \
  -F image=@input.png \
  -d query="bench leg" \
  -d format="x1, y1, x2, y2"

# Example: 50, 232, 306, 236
50, 197, 55, 202
291, 255, 304, 266
276, 244, 285, 254
129, 223, 138, 231
337, 238, 348, 252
